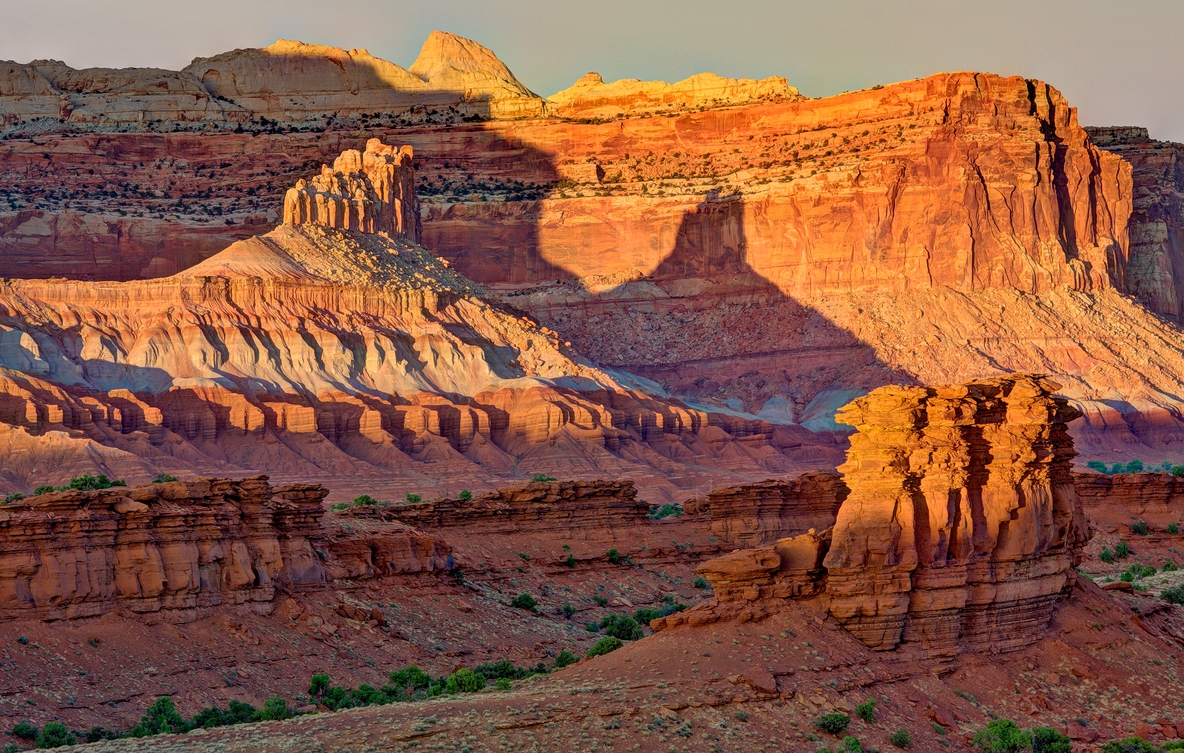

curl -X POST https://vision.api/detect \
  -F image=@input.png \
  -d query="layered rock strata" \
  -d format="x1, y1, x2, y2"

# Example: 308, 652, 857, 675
657, 376, 1090, 663
0, 476, 449, 624
682, 472, 846, 546
548, 71, 801, 118
283, 139, 419, 241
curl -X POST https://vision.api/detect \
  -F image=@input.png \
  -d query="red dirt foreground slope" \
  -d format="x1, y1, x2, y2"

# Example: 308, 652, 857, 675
5, 375, 1184, 752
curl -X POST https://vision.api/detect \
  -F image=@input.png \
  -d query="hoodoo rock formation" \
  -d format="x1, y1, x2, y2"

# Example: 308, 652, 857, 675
282, 139, 419, 240
0, 476, 449, 624
658, 376, 1090, 665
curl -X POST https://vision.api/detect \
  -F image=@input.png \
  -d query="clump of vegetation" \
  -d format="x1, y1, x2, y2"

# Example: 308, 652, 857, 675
1164, 560, 1178, 572
1100, 738, 1159, 753
2, 492, 20, 504
592, 595, 608, 606
554, 650, 578, 669
648, 503, 683, 519
842, 736, 863, 753
1131, 520, 1150, 535
587, 636, 624, 657
855, 698, 877, 722
35, 722, 75, 748
889, 728, 912, 748
329, 502, 349, 511
1116, 541, 1131, 558
1031, 726, 1072, 753
511, 593, 537, 612
1100, 546, 1115, 563
530, 473, 557, 482
1121, 563, 1157, 582
1087, 460, 1148, 475
972, 719, 1031, 752
632, 598, 688, 626
1161, 584, 1184, 604
12, 722, 38, 740
444, 669, 484, 694
606, 548, 621, 565
694, 576, 710, 590
815, 713, 851, 735
353, 495, 378, 506
404, 493, 422, 504
33, 473, 128, 496
1170, 522, 1180, 534
458, 489, 472, 501
597, 613, 644, 640
152, 473, 177, 483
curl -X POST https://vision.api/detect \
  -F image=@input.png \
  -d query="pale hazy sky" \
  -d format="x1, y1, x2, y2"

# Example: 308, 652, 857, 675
2, 0, 1182, 140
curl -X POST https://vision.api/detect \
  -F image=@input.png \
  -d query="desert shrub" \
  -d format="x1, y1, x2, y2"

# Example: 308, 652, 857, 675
815, 713, 850, 735
458, 490, 472, 501
34, 722, 75, 748
309, 673, 331, 696
889, 728, 911, 748
648, 503, 683, 519
587, 636, 623, 657
1116, 541, 1131, 558
855, 699, 877, 722
2, 744, 18, 753
473, 659, 530, 681
518, 552, 530, 562
1111, 463, 1125, 475
1161, 584, 1184, 604
634, 601, 687, 626
404, 493, 422, 503
555, 650, 578, 668
1171, 522, 1180, 534
495, 678, 512, 691
1087, 460, 1108, 473
258, 697, 291, 721
599, 613, 644, 640
972, 719, 1031, 752
69, 473, 123, 490
82, 726, 122, 742
1166, 560, 1179, 572
192, 699, 257, 728
1100, 547, 1115, 563
13, 722, 37, 740
564, 553, 576, 568
3, 492, 22, 503
352, 495, 378, 506
32, 485, 55, 495
388, 666, 432, 692
593, 595, 608, 606
152, 473, 177, 483
1174, 466, 1184, 478
444, 669, 485, 694
1031, 726, 1072, 753
561, 603, 576, 618
606, 548, 621, 564
1101, 738, 1158, 753
530, 473, 557, 482
694, 576, 710, 589
1132, 520, 1149, 535
511, 593, 537, 612
843, 737, 864, 753
329, 503, 348, 511
1126, 460, 1145, 473
131, 696, 188, 737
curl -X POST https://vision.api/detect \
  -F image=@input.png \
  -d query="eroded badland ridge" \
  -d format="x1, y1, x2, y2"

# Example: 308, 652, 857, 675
0, 28, 1183, 753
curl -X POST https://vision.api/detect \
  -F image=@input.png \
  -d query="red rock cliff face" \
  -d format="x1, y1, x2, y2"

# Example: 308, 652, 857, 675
683, 472, 846, 547
1087, 126, 1184, 320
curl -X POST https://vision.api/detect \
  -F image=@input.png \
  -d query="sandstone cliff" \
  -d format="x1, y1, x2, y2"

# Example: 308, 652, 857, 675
547, 71, 801, 118
656, 376, 1090, 665
1087, 126, 1184, 321
0, 475, 449, 624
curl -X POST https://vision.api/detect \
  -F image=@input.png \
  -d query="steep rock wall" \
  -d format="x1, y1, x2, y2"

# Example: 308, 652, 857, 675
682, 471, 846, 546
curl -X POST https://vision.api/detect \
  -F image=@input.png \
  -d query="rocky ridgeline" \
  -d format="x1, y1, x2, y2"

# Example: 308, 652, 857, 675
683, 472, 847, 546
0, 476, 450, 624
657, 376, 1091, 665
282, 139, 420, 242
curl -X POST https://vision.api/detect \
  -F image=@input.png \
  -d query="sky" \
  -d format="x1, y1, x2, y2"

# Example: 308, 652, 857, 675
1, 0, 1182, 140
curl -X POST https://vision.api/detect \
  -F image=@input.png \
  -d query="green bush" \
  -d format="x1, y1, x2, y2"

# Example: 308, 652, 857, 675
561, 603, 576, 618
648, 503, 683, 519
530, 473, 557, 482
599, 613, 644, 640
458, 489, 472, 501
972, 719, 1031, 752
889, 729, 911, 748
1131, 520, 1149, 535
1111, 463, 1125, 475
353, 495, 378, 506
815, 713, 851, 735
855, 698, 877, 722
1087, 460, 1108, 473
842, 736, 863, 753
1031, 726, 1072, 753
593, 595, 608, 606
1126, 460, 1145, 473
1164, 560, 1178, 571
69, 473, 124, 491
404, 493, 422, 503
1162, 584, 1184, 604
132, 696, 188, 737
152, 473, 177, 483
259, 697, 291, 721
494, 678, 512, 691
32, 485, 56, 496
309, 672, 331, 696
388, 666, 432, 690
192, 699, 256, 729
444, 669, 485, 694
329, 502, 348, 511
3, 492, 22, 504
35, 722, 75, 748
587, 636, 623, 657
1171, 522, 1180, 534
554, 650, 578, 668
1100, 547, 1115, 563
1174, 466, 1184, 478
1116, 541, 1131, 558
1101, 738, 1158, 753
564, 553, 576, 568
606, 548, 621, 565
511, 593, 537, 611
13, 722, 38, 740
694, 576, 710, 589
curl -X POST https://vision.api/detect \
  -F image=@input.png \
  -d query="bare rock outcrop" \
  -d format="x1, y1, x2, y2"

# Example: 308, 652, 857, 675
548, 71, 801, 118
283, 138, 420, 241
0, 476, 448, 624
657, 376, 1090, 664
683, 472, 847, 546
